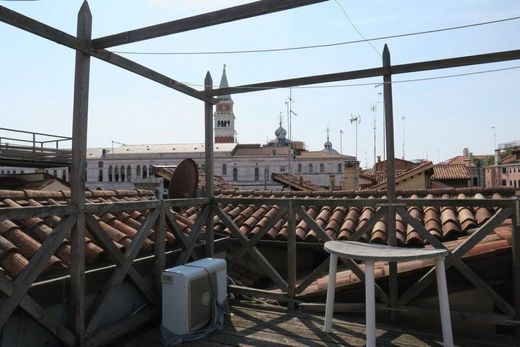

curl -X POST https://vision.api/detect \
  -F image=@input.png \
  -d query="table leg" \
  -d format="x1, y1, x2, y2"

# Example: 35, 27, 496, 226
435, 258, 453, 347
323, 254, 338, 332
365, 261, 376, 347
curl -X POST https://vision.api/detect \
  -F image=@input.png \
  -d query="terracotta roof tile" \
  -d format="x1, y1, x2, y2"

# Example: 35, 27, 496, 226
433, 164, 470, 180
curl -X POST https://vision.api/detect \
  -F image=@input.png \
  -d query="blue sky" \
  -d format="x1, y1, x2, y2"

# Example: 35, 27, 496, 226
1, 0, 519, 168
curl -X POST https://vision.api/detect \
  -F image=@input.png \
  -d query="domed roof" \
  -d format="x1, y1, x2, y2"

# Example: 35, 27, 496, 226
275, 125, 287, 137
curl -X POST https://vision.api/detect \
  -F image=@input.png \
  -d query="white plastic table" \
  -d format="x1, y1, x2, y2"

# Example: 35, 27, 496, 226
323, 241, 453, 347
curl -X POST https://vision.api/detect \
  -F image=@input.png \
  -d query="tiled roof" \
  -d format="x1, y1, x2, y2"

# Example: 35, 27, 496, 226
271, 173, 326, 191
209, 187, 514, 246
0, 189, 181, 280
87, 143, 237, 158
432, 164, 470, 180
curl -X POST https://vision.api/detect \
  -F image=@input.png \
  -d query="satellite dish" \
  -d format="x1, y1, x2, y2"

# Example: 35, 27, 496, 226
168, 159, 199, 199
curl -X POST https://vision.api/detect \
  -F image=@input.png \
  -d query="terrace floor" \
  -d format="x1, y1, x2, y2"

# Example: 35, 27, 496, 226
117, 302, 518, 347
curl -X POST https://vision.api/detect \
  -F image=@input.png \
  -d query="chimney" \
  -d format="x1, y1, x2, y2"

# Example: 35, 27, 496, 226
377, 156, 381, 163
494, 149, 500, 165
463, 148, 469, 158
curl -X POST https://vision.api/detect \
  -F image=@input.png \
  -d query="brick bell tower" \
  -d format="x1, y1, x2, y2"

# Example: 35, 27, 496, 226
214, 64, 236, 143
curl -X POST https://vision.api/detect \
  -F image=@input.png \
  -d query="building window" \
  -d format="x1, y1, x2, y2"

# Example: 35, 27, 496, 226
320, 163, 325, 173
502, 179, 507, 186
62, 170, 66, 181
108, 166, 113, 182
53, 170, 57, 177
142, 165, 148, 179
115, 166, 119, 182
232, 168, 238, 181
0, 171, 3, 174
121, 166, 125, 182
309, 163, 313, 173
254, 167, 259, 181
222, 164, 227, 176
136, 165, 141, 178
510, 180, 513, 186
98, 161, 103, 168
127, 165, 131, 181
338, 163, 343, 173
98, 169, 103, 182
280, 167, 286, 172
149, 166, 153, 177
264, 168, 269, 181
297, 163, 302, 173
502, 167, 507, 174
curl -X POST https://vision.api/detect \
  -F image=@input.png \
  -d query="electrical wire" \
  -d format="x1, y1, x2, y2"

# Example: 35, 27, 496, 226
333, 0, 381, 57
111, 16, 520, 56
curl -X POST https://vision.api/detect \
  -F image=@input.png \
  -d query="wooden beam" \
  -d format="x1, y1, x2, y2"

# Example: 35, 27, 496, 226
513, 200, 520, 337
154, 201, 166, 293
175, 206, 210, 265
204, 72, 215, 257
69, 3, 91, 345
228, 285, 291, 303
295, 257, 329, 295
85, 200, 160, 214
208, 49, 520, 96
0, 205, 76, 220
0, 5, 214, 104
91, 0, 329, 48
287, 201, 296, 309
164, 209, 191, 250
0, 215, 76, 329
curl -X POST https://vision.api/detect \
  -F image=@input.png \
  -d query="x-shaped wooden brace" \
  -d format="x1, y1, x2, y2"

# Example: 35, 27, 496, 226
84, 208, 159, 338
396, 206, 515, 317
164, 205, 210, 266
215, 205, 288, 292
294, 205, 390, 304
0, 215, 76, 345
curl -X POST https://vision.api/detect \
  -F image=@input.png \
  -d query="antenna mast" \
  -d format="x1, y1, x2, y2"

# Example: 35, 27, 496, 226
402, 115, 405, 160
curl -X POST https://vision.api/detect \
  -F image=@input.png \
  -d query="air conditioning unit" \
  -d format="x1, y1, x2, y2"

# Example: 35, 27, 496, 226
162, 258, 227, 336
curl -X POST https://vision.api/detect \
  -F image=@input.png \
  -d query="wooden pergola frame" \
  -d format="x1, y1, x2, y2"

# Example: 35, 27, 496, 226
1, 1, 520, 346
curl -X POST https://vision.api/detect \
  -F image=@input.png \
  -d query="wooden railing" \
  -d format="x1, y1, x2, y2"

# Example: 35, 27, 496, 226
0, 127, 72, 167
0, 195, 518, 345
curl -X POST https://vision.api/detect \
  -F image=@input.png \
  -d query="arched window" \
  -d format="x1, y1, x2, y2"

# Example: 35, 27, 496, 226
222, 164, 227, 176
121, 166, 125, 182
108, 166, 113, 182
338, 163, 343, 173
309, 164, 313, 173
320, 163, 325, 173
127, 165, 131, 181
98, 169, 103, 182
136, 165, 141, 178
297, 163, 302, 173
115, 166, 119, 182
254, 167, 259, 181
142, 165, 148, 179
62, 170, 67, 181
149, 166, 153, 177
53, 170, 57, 177
232, 168, 238, 181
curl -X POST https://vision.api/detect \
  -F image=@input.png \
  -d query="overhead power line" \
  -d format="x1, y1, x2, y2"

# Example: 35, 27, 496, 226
112, 15, 520, 56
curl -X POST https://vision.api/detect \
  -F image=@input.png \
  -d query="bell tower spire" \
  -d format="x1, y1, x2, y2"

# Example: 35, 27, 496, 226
214, 64, 236, 143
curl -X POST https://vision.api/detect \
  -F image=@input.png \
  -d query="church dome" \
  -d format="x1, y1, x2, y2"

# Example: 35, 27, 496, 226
275, 125, 287, 138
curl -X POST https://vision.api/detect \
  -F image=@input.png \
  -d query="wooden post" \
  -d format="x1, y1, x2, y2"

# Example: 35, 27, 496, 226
383, 44, 398, 321
287, 200, 296, 309
154, 200, 166, 293
70, 2, 91, 346
513, 199, 520, 339
204, 71, 215, 257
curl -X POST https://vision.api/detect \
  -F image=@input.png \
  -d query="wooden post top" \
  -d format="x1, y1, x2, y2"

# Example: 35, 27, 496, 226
324, 241, 448, 262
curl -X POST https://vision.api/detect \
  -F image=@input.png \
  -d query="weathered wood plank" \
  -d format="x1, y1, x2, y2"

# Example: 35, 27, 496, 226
513, 200, 520, 337
209, 49, 520, 96
154, 201, 166, 293
91, 0, 328, 48
287, 201, 297, 308
0, 274, 76, 346
215, 206, 288, 291
85, 209, 159, 337
69, 4, 91, 345
228, 285, 290, 302
0, 215, 75, 329
85, 215, 158, 305
162, 197, 210, 208
0, 205, 76, 220
232, 206, 287, 263
164, 209, 191, 250
175, 206, 210, 265
85, 200, 160, 214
